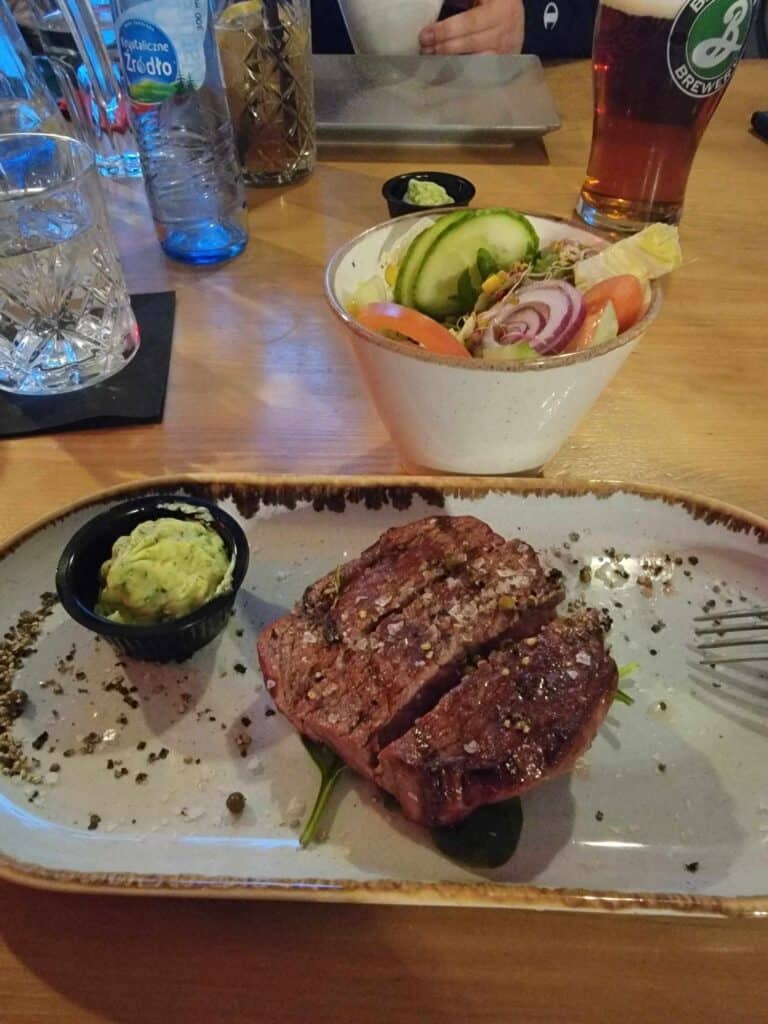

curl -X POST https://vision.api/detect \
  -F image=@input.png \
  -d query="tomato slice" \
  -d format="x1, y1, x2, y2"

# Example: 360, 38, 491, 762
582, 275, 645, 333
355, 302, 470, 360
564, 304, 605, 353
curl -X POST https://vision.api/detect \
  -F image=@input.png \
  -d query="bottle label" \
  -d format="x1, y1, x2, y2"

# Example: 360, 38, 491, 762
117, 0, 209, 105
667, 0, 754, 99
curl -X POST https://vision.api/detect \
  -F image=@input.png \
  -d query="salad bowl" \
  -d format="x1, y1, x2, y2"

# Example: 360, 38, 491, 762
325, 212, 663, 475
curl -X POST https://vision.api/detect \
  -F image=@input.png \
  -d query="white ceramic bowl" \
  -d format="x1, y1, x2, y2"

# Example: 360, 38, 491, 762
337, 0, 443, 54
325, 212, 662, 475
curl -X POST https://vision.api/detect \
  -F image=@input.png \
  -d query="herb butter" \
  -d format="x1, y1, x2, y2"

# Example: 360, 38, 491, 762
404, 178, 454, 207
95, 518, 232, 625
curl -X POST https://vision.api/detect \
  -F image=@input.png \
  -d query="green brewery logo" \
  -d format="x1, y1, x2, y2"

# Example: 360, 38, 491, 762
667, 0, 753, 99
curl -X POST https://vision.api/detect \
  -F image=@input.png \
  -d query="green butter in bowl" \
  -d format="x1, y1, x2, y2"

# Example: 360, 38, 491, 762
56, 494, 249, 662
404, 178, 455, 207
95, 517, 233, 626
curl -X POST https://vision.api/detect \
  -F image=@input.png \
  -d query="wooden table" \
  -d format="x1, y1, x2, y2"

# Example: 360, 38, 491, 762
1, 61, 767, 1023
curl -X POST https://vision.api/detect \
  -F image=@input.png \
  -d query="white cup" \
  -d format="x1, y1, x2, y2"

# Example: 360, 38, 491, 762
337, 0, 444, 54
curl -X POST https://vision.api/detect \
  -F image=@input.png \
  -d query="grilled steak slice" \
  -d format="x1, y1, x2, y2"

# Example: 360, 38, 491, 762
376, 609, 617, 827
257, 520, 565, 778
257, 516, 504, 744
300, 516, 502, 645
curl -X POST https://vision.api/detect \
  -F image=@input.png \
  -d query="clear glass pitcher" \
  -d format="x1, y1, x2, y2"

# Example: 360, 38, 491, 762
25, 0, 142, 178
0, 0, 66, 133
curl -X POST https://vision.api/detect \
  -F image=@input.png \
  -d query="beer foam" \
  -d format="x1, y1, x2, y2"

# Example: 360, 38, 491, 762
600, 0, 685, 17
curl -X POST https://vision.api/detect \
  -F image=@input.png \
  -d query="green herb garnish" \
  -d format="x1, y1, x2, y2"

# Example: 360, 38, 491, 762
456, 267, 479, 312
614, 689, 635, 706
329, 564, 343, 607
431, 797, 524, 868
299, 739, 345, 847
530, 239, 597, 282
614, 662, 639, 706
531, 248, 557, 276
476, 247, 498, 279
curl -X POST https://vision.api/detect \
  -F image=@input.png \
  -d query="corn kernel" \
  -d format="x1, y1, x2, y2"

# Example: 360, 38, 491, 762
481, 271, 507, 295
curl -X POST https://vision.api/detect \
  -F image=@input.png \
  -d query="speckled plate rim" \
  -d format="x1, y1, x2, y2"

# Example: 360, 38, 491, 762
1, 472, 767, 918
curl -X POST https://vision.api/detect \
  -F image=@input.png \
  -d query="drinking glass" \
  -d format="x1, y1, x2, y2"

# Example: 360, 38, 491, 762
577, 0, 756, 232
337, 0, 442, 54
0, 0, 66, 134
27, 0, 142, 179
0, 133, 139, 394
216, 0, 316, 187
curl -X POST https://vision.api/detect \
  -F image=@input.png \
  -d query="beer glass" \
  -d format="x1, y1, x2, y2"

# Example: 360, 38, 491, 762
577, 0, 755, 233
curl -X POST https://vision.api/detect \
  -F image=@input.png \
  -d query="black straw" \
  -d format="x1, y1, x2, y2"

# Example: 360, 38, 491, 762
262, 0, 300, 157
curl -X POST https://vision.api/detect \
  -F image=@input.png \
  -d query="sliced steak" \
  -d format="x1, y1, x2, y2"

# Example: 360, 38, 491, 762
257, 519, 565, 778
300, 515, 502, 644
376, 608, 617, 826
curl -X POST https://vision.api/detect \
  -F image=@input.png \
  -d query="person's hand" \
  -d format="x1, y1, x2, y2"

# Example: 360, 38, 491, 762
419, 0, 525, 55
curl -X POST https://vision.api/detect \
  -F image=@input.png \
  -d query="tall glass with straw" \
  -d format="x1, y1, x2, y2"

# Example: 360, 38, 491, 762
215, 0, 316, 186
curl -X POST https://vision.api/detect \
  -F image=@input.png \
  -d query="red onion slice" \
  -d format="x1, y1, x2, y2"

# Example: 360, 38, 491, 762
497, 328, 529, 345
503, 307, 547, 339
482, 301, 548, 349
480, 280, 586, 357
514, 281, 586, 355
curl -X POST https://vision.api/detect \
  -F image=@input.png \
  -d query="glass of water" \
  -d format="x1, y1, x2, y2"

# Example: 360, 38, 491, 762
27, 0, 142, 180
0, 0, 66, 135
0, 133, 139, 395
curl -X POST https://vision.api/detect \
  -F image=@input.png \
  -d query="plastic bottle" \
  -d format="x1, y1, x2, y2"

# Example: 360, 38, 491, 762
112, 0, 247, 264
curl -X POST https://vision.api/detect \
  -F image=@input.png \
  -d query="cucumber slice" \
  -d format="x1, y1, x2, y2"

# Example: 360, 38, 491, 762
393, 210, 472, 306
412, 210, 539, 319
483, 341, 537, 363
592, 300, 619, 347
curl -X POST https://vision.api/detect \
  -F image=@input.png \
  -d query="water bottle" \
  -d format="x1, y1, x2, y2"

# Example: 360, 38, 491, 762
111, 0, 247, 264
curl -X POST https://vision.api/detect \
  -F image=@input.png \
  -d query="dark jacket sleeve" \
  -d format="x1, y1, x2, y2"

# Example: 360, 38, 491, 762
311, 0, 354, 54
522, 0, 598, 58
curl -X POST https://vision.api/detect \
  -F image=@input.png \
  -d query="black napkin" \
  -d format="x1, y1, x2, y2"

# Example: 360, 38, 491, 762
0, 291, 176, 439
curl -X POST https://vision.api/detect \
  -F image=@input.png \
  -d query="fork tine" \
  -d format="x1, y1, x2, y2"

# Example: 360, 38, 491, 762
695, 623, 768, 636
693, 607, 768, 665
699, 655, 768, 665
693, 608, 768, 622
696, 638, 768, 651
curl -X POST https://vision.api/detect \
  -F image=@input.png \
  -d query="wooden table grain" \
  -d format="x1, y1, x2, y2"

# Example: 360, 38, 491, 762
1, 61, 767, 1023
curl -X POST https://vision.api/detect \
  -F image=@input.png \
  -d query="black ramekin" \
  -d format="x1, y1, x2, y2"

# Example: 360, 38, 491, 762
381, 171, 476, 218
56, 495, 250, 663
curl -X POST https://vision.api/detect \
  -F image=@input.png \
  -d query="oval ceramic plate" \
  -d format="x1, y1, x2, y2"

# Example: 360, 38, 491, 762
1, 476, 766, 916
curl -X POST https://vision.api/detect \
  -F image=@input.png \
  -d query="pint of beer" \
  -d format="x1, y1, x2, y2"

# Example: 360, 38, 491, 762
577, 0, 755, 232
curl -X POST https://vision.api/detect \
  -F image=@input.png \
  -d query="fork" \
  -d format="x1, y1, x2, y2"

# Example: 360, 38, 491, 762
694, 608, 768, 665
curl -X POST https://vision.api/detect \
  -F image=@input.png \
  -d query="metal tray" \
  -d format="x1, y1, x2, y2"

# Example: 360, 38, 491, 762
1, 475, 767, 915
313, 54, 560, 146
